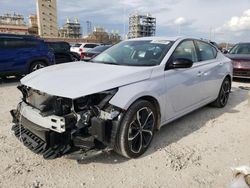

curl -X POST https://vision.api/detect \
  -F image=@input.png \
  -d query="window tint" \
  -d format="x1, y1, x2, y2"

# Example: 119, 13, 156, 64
47, 42, 70, 52
25, 40, 39, 47
73, 43, 81, 47
84, 44, 99, 48
0, 38, 39, 49
172, 40, 198, 63
196, 41, 217, 61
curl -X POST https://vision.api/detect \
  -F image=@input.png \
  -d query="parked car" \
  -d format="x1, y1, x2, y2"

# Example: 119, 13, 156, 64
46, 41, 80, 64
81, 45, 112, 61
0, 34, 55, 78
70, 43, 100, 55
226, 43, 250, 78
11, 37, 232, 160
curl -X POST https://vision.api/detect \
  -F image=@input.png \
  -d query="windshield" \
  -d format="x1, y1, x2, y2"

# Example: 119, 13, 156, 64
91, 40, 173, 66
229, 43, 250, 55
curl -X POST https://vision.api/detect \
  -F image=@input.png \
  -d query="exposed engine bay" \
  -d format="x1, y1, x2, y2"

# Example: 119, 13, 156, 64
11, 85, 122, 160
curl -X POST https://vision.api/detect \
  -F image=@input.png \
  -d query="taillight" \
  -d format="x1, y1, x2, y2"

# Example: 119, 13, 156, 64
79, 48, 83, 52
81, 53, 84, 59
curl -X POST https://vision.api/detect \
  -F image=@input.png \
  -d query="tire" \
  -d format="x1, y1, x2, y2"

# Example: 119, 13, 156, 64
29, 61, 47, 73
114, 100, 158, 158
15, 75, 23, 80
211, 77, 231, 108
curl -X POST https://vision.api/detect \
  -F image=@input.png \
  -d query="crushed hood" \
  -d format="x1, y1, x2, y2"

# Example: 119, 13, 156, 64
21, 62, 153, 99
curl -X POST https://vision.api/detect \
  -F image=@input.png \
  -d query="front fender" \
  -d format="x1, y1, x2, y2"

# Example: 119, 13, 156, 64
109, 78, 164, 114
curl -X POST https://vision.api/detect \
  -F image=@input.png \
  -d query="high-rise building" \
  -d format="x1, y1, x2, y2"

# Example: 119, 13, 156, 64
128, 12, 156, 39
0, 13, 28, 35
36, 0, 58, 37
59, 17, 82, 38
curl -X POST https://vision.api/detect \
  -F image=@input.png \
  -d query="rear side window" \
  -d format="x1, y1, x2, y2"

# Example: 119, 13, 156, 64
0, 38, 39, 49
47, 42, 70, 52
73, 43, 81, 47
84, 44, 98, 48
196, 41, 217, 61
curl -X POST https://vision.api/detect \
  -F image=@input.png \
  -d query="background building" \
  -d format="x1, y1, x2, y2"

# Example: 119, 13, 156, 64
28, 14, 38, 35
36, 0, 58, 37
59, 17, 82, 38
128, 12, 156, 39
0, 13, 28, 35
87, 26, 109, 42
86, 26, 121, 44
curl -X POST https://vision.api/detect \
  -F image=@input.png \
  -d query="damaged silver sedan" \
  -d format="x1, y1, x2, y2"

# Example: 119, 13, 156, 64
11, 37, 232, 160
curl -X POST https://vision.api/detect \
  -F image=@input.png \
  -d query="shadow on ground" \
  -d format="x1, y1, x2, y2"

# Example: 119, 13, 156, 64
78, 85, 249, 164
0, 77, 20, 87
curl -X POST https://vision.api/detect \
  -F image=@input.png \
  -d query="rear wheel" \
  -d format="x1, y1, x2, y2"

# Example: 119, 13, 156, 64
115, 100, 157, 158
211, 77, 231, 108
29, 61, 47, 73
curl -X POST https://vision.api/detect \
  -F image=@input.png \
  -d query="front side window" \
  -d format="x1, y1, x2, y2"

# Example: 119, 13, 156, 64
196, 41, 217, 61
92, 40, 174, 66
172, 40, 198, 63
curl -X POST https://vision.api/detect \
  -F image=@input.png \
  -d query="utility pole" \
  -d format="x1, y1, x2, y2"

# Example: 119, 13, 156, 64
123, 7, 126, 39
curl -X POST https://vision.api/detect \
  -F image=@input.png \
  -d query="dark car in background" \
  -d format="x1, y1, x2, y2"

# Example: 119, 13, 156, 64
46, 41, 80, 64
81, 45, 112, 61
226, 43, 250, 78
0, 34, 55, 78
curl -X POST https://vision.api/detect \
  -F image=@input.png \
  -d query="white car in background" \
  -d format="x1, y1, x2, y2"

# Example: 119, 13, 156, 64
11, 37, 232, 160
70, 43, 100, 55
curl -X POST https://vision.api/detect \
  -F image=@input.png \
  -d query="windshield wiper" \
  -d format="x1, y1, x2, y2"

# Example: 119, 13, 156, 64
102, 62, 119, 65
91, 61, 119, 65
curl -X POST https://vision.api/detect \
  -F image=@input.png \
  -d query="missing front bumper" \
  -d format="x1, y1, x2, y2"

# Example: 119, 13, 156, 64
12, 124, 71, 159
10, 106, 121, 160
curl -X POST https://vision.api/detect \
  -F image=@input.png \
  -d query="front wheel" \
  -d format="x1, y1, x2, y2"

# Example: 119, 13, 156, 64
211, 77, 231, 108
114, 100, 157, 158
29, 61, 47, 73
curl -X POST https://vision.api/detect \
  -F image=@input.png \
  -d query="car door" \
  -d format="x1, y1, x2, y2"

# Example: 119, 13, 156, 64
0, 37, 17, 72
194, 40, 221, 100
54, 52, 72, 64
164, 40, 205, 119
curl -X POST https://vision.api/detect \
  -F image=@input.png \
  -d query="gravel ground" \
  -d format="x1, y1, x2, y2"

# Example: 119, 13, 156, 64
0, 78, 249, 188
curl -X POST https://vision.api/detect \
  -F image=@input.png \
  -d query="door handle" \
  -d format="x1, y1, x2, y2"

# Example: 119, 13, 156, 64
197, 71, 204, 77
219, 62, 224, 66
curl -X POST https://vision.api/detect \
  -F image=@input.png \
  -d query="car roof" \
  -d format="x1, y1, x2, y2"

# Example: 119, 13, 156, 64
126, 36, 203, 42
127, 36, 185, 41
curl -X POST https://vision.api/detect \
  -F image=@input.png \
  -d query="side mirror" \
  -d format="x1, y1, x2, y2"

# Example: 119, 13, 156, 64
166, 58, 193, 70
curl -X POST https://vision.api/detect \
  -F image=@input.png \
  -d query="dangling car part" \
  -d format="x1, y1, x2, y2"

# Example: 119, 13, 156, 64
11, 36, 232, 160
11, 86, 121, 159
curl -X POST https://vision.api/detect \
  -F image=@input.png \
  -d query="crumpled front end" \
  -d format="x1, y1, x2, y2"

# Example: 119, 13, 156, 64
10, 85, 122, 160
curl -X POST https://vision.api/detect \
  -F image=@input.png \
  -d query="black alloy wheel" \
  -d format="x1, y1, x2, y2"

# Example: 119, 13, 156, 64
211, 77, 231, 108
115, 100, 157, 158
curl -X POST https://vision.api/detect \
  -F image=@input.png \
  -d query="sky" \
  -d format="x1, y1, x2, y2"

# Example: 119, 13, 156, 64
0, 0, 250, 43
